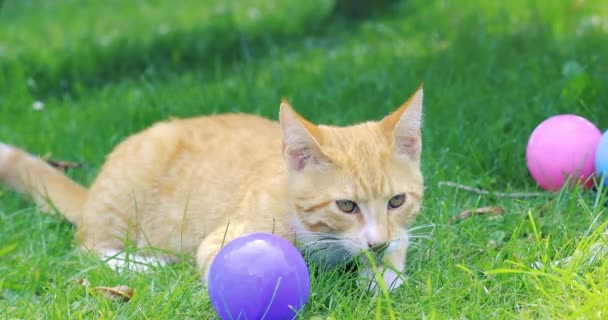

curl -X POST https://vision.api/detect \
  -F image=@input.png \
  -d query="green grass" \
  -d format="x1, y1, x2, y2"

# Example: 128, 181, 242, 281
1, 0, 608, 318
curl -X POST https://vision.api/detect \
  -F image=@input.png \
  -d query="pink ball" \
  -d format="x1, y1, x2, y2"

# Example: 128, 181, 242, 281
526, 114, 601, 191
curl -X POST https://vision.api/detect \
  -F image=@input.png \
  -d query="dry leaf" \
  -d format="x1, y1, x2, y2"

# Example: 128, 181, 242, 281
92, 285, 134, 302
449, 206, 505, 223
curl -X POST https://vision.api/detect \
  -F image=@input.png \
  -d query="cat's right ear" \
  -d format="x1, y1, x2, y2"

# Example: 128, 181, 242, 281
279, 99, 328, 171
380, 86, 423, 161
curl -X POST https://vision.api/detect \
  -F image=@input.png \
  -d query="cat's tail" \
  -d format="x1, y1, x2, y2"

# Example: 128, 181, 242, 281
0, 143, 87, 225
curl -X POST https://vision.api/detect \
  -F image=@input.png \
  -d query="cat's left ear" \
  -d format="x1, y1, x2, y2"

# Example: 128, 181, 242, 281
380, 85, 423, 161
279, 99, 329, 171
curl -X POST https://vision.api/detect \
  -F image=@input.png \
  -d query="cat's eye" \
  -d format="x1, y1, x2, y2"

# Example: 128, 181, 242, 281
388, 194, 406, 209
336, 200, 358, 213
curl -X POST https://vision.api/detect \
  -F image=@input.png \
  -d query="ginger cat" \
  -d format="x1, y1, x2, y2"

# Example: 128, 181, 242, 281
0, 87, 424, 292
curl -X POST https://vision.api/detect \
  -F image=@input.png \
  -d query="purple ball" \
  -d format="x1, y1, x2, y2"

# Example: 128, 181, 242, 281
207, 233, 311, 320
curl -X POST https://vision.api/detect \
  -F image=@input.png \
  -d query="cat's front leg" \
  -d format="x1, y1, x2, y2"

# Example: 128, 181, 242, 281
360, 240, 407, 294
196, 223, 246, 283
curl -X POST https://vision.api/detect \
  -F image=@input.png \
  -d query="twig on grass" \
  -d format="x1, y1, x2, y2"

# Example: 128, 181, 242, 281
536, 198, 558, 217
44, 157, 83, 171
449, 206, 505, 224
438, 181, 548, 198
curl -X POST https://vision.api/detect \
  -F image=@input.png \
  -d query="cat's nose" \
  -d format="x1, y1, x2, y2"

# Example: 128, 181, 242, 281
368, 242, 388, 254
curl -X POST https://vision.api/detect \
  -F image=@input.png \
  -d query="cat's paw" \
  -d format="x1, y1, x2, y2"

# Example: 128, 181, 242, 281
359, 266, 404, 295
100, 249, 167, 273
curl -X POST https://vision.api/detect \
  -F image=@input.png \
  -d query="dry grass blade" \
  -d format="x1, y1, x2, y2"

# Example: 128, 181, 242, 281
92, 285, 134, 302
72, 278, 90, 287
536, 198, 557, 217
449, 206, 505, 223
439, 181, 548, 198
43, 156, 83, 171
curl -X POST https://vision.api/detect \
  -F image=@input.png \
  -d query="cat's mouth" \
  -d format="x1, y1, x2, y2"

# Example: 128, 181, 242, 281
352, 246, 388, 262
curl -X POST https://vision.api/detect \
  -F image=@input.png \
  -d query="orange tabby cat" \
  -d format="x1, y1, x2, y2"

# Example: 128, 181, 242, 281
0, 87, 424, 292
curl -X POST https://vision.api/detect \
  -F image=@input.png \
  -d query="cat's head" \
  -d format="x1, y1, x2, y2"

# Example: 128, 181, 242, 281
280, 86, 424, 266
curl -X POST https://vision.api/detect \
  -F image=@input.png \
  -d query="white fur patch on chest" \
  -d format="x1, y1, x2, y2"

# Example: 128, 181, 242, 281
100, 249, 167, 273
0, 143, 13, 168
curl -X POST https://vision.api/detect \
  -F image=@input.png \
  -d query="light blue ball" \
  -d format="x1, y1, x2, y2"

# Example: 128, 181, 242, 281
596, 130, 608, 186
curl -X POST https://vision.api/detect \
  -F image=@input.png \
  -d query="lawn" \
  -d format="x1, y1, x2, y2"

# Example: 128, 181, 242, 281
1, 0, 608, 318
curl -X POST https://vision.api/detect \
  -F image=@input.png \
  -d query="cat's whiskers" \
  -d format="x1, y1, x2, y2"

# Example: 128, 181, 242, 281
294, 231, 342, 243
404, 243, 422, 250
387, 234, 433, 243
300, 238, 353, 251
408, 234, 433, 241
295, 232, 358, 262
407, 223, 436, 232
307, 243, 349, 256
386, 228, 434, 250
303, 241, 355, 267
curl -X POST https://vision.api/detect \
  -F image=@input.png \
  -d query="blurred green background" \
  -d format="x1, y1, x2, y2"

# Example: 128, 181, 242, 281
1, 0, 608, 318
